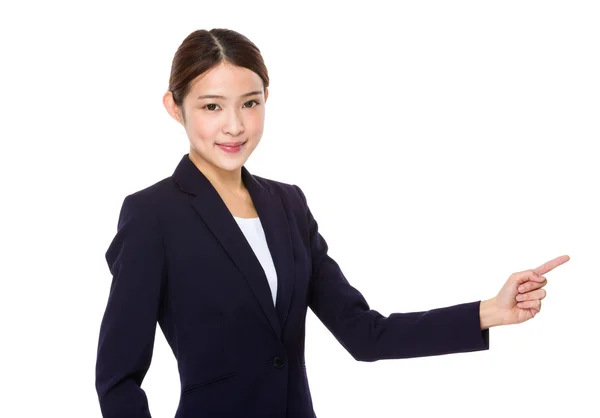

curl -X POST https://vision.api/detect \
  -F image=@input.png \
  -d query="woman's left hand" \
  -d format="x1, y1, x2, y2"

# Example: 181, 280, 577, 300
491, 255, 570, 325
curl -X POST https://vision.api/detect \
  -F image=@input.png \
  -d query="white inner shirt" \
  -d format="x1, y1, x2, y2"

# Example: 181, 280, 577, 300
233, 216, 278, 307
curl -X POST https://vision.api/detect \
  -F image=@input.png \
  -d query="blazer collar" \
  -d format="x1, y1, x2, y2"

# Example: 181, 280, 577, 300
171, 154, 296, 340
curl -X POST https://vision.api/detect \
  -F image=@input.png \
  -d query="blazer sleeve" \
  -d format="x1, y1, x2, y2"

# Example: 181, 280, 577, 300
95, 194, 166, 418
293, 185, 489, 362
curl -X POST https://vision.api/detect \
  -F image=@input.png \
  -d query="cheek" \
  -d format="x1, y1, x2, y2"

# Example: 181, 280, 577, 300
247, 114, 265, 135
188, 118, 220, 142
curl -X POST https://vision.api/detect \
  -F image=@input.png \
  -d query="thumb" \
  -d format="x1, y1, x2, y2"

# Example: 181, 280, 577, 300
511, 269, 545, 285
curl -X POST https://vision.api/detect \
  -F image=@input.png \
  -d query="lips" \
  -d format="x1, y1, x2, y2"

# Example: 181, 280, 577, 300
217, 141, 246, 146
216, 141, 246, 154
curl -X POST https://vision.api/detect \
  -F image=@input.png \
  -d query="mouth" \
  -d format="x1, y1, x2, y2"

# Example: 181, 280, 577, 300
217, 140, 247, 146
216, 141, 247, 153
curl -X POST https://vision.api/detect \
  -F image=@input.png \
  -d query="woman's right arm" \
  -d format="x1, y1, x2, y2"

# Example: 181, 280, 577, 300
95, 194, 167, 418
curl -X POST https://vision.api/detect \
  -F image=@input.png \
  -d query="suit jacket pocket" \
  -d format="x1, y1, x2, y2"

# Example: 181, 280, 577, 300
181, 371, 237, 395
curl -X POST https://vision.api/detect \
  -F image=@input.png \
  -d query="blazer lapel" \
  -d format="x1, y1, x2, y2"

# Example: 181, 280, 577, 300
171, 154, 296, 340
243, 167, 296, 336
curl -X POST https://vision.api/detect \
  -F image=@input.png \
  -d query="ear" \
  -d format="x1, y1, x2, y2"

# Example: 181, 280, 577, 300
163, 91, 184, 125
264, 87, 269, 103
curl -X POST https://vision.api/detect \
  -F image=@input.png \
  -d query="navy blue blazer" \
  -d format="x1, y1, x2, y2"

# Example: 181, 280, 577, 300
95, 153, 489, 418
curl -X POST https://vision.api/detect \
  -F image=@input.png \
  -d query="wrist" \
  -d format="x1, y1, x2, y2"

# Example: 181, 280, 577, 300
479, 297, 503, 329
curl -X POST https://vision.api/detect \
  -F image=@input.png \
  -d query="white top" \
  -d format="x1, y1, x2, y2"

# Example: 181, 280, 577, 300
233, 216, 278, 307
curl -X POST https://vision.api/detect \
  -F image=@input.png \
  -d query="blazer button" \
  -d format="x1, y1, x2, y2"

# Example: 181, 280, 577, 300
273, 357, 284, 369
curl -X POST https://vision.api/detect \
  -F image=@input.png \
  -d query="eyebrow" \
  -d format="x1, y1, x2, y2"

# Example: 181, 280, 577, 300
196, 90, 263, 100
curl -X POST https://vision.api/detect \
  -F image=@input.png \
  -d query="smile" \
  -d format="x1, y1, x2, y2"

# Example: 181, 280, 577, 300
216, 142, 246, 154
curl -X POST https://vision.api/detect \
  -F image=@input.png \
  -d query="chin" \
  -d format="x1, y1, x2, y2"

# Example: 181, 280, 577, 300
214, 158, 247, 172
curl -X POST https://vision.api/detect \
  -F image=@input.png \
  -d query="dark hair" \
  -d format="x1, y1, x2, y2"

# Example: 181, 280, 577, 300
168, 28, 270, 121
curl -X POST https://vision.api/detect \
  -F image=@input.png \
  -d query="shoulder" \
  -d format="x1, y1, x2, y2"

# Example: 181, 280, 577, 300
115, 177, 177, 223
251, 172, 308, 207
124, 177, 175, 208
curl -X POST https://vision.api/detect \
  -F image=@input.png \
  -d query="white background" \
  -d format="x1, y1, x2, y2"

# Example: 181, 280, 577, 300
1, 1, 598, 417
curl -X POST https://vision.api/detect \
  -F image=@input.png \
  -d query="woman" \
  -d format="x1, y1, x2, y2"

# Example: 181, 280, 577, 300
94, 28, 570, 418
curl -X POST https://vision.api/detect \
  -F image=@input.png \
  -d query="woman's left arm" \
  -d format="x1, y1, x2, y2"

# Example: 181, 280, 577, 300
295, 185, 489, 362
293, 185, 569, 362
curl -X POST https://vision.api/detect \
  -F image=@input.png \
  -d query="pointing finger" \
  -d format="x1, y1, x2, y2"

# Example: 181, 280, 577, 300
533, 255, 570, 276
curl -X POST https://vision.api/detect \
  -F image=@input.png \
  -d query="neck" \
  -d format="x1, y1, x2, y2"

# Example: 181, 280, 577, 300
188, 150, 245, 194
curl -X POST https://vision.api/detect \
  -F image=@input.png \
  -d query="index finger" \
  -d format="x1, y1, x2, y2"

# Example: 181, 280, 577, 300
533, 255, 570, 276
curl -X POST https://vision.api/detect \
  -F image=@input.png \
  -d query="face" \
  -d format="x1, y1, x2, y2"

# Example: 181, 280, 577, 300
164, 61, 268, 179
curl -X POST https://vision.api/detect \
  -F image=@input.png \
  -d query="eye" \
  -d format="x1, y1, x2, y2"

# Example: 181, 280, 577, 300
203, 103, 221, 111
244, 99, 260, 108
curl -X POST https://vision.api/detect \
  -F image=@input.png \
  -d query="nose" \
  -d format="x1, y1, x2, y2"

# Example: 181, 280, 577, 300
223, 109, 245, 136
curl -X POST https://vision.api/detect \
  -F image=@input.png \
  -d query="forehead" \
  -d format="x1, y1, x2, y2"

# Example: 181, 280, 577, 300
189, 62, 263, 96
